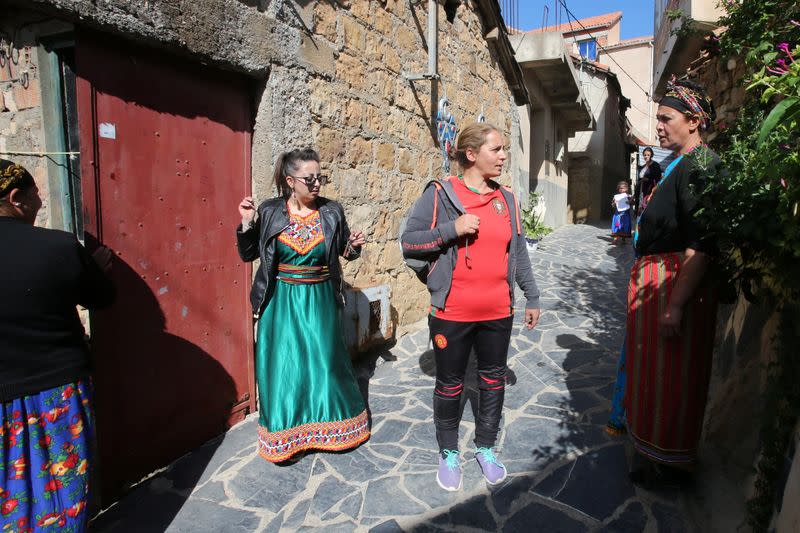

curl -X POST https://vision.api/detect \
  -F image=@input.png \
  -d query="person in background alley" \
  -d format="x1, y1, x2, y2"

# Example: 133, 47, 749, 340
610, 180, 633, 244
400, 123, 541, 491
634, 147, 662, 217
606, 149, 664, 433
625, 79, 722, 487
0, 159, 115, 531
236, 148, 369, 464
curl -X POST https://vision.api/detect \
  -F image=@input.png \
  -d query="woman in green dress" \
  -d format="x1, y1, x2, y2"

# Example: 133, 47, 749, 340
236, 148, 369, 463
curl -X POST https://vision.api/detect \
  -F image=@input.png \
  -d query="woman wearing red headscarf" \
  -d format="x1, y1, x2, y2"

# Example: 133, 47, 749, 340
625, 79, 724, 487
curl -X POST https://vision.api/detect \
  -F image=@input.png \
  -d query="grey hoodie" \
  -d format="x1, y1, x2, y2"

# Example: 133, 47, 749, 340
400, 178, 540, 312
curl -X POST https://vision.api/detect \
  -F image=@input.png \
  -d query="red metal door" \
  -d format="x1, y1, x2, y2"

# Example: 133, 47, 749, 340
75, 32, 255, 500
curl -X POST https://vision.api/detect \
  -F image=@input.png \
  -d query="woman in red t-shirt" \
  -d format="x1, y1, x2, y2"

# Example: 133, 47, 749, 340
401, 123, 541, 491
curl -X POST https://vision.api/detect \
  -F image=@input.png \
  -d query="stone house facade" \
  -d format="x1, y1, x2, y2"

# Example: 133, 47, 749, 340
567, 59, 631, 222
510, 31, 594, 230
0, 0, 529, 498
517, 11, 649, 226
0, 0, 528, 327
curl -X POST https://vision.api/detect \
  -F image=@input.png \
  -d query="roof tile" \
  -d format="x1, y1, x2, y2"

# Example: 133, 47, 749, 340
529, 11, 622, 34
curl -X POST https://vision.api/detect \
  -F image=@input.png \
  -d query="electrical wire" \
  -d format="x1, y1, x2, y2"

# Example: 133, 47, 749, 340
0, 151, 80, 157
557, 0, 653, 100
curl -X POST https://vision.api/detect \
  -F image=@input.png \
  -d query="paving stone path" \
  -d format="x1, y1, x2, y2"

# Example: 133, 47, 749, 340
92, 223, 698, 532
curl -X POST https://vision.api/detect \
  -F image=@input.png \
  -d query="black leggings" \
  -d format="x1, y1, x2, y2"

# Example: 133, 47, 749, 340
429, 315, 513, 452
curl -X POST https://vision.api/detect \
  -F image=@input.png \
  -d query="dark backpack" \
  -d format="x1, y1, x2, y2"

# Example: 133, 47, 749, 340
398, 179, 449, 283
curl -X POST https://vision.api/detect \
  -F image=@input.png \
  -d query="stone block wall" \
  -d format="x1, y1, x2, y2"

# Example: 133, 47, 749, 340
0, 11, 49, 228
1, 0, 524, 326
277, 1, 521, 324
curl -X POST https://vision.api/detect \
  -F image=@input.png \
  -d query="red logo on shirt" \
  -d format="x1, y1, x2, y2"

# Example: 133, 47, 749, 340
434, 334, 448, 349
491, 197, 506, 215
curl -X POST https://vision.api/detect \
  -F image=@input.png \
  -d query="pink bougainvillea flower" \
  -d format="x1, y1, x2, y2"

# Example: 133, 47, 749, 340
777, 42, 797, 64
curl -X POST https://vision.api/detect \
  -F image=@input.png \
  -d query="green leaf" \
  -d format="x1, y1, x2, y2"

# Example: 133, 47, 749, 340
759, 97, 800, 145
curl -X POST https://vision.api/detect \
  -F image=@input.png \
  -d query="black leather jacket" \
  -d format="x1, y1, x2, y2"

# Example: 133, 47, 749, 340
236, 197, 360, 317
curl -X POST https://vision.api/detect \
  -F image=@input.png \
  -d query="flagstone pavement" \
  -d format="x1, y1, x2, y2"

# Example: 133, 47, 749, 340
91, 223, 702, 532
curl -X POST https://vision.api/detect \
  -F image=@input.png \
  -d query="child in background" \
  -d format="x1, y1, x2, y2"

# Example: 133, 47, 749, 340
610, 181, 632, 244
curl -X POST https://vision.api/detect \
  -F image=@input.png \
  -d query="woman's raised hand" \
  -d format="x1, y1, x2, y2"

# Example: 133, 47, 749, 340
454, 214, 480, 236
349, 231, 366, 248
239, 196, 256, 226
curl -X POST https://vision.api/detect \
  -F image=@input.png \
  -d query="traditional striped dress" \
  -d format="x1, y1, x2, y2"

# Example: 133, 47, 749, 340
624, 253, 717, 464
624, 149, 722, 467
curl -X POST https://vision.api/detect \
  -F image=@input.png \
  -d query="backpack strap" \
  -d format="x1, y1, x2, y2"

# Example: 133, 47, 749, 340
428, 180, 445, 229
502, 185, 522, 235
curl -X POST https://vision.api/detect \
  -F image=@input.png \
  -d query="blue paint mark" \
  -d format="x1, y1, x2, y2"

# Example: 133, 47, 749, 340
158, 286, 168, 295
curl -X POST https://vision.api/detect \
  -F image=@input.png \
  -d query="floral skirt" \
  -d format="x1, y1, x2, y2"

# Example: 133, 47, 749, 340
0, 380, 93, 532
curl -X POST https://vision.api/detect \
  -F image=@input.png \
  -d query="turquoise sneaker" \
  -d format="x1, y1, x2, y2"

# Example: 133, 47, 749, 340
436, 449, 462, 491
475, 447, 507, 485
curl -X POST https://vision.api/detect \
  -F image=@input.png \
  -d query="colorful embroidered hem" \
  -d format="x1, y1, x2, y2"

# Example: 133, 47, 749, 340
624, 253, 717, 467
257, 410, 370, 463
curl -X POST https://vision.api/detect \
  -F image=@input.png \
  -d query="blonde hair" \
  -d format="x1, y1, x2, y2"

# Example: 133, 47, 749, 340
448, 122, 500, 169
616, 180, 629, 192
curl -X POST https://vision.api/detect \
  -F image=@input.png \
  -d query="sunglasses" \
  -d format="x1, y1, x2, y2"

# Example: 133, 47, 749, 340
290, 174, 329, 187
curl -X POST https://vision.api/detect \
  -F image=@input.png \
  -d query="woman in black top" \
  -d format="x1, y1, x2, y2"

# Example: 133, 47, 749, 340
624, 80, 723, 487
633, 147, 662, 216
0, 159, 114, 531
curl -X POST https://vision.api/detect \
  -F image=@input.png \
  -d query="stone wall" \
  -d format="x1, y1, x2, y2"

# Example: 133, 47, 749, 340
0, 10, 50, 228
0, 0, 525, 326
296, 1, 522, 324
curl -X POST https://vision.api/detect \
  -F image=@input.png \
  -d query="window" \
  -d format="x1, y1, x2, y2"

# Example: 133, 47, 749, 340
578, 40, 597, 61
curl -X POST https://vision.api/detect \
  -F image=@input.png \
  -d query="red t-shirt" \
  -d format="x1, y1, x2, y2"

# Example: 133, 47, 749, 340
433, 177, 512, 322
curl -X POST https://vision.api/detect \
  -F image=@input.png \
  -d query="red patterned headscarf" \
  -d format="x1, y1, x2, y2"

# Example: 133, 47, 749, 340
659, 77, 716, 130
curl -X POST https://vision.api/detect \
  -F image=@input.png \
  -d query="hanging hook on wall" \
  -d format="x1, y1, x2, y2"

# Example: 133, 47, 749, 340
1, 70, 29, 89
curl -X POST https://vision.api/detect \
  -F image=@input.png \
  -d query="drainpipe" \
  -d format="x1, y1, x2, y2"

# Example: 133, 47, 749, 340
428, 0, 438, 76
404, 0, 439, 81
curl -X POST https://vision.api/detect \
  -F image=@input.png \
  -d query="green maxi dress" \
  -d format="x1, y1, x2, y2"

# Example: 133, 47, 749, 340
256, 210, 369, 462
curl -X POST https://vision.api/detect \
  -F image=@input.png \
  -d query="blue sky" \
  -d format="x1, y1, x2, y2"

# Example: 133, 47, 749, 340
509, 0, 655, 40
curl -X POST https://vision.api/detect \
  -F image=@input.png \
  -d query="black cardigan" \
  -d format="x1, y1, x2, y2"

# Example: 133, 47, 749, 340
635, 151, 721, 257
0, 217, 114, 401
